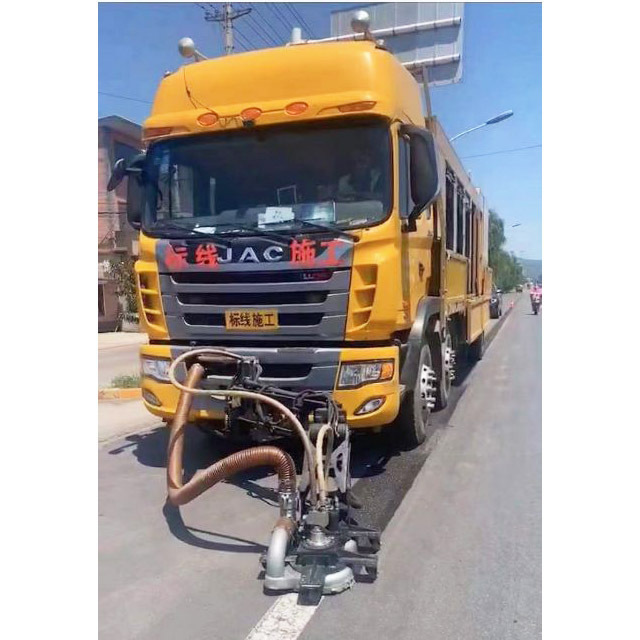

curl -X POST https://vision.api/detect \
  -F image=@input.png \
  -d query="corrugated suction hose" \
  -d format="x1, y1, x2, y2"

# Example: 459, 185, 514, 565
167, 363, 297, 506
167, 348, 318, 504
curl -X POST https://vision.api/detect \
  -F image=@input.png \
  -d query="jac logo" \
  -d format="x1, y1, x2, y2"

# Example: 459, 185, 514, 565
164, 239, 347, 270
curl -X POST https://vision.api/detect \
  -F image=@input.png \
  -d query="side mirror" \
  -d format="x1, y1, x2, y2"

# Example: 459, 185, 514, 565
400, 124, 441, 232
126, 173, 144, 230
106, 153, 146, 230
106, 158, 127, 192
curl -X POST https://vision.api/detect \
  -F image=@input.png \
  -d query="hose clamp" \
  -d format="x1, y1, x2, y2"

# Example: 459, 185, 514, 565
279, 490, 297, 519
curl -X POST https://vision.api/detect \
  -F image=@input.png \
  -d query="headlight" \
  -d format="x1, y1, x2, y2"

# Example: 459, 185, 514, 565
141, 357, 171, 382
338, 360, 394, 389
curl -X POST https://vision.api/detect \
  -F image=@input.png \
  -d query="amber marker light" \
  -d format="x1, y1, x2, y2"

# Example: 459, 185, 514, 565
241, 107, 263, 121
197, 112, 219, 126
380, 361, 394, 381
143, 127, 173, 138
337, 101, 377, 113
285, 102, 308, 116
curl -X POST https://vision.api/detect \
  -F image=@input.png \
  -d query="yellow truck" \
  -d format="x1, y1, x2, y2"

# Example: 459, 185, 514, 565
112, 38, 491, 448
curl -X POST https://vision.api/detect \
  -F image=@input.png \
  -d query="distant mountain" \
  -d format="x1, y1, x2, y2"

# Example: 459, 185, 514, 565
518, 258, 542, 282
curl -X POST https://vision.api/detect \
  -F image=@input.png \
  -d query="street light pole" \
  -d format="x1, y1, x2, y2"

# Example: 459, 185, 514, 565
450, 110, 514, 142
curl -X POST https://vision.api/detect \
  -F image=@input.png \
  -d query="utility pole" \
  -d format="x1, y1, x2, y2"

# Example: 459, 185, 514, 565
203, 3, 252, 55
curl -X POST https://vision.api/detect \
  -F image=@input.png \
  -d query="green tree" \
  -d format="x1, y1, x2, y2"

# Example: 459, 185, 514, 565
488, 209, 524, 292
105, 257, 138, 326
488, 209, 506, 269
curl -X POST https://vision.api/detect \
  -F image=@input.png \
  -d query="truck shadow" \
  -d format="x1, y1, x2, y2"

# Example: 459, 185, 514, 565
162, 502, 268, 553
107, 420, 399, 501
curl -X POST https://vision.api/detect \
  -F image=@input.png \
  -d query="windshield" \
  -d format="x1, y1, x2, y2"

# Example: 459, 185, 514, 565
142, 118, 392, 236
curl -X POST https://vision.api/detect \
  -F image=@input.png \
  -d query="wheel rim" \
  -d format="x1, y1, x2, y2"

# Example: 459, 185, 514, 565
443, 334, 455, 386
417, 360, 436, 426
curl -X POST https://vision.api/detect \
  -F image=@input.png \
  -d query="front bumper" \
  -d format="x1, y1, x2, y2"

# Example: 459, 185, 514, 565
139, 344, 401, 429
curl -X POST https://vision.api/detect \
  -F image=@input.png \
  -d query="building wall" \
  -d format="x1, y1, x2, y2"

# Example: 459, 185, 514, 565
98, 118, 141, 332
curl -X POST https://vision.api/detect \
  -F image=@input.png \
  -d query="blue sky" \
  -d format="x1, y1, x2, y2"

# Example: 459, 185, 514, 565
99, 2, 541, 258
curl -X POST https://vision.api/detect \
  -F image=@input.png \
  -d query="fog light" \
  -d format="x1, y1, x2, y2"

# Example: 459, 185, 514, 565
142, 389, 161, 407
354, 397, 385, 415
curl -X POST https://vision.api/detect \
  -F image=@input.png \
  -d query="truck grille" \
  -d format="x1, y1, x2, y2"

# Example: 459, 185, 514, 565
177, 291, 328, 306
160, 267, 351, 342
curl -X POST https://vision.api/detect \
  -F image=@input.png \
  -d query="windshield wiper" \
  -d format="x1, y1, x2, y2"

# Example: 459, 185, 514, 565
216, 224, 292, 247
150, 222, 231, 246
292, 220, 359, 243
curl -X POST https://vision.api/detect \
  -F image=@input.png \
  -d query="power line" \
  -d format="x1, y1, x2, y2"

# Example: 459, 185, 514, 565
239, 8, 277, 47
242, 5, 279, 46
461, 144, 542, 160
270, 2, 295, 30
251, 4, 288, 44
233, 26, 252, 51
99, 91, 152, 105
284, 3, 317, 39
199, 2, 252, 55
266, 3, 295, 41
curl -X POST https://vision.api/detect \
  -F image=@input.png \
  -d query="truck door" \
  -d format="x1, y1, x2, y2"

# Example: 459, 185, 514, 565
398, 127, 433, 321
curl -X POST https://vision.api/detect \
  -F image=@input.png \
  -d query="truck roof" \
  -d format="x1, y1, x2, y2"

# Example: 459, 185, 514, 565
144, 41, 423, 137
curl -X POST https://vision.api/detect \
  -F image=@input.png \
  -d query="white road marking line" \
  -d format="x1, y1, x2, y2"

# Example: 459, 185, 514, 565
245, 593, 323, 640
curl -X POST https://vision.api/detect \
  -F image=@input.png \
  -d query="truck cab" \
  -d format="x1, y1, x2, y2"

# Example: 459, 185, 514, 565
115, 39, 490, 447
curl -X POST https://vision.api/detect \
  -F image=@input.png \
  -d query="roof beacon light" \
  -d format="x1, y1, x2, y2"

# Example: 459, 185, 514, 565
351, 10, 372, 40
290, 27, 303, 45
178, 37, 208, 62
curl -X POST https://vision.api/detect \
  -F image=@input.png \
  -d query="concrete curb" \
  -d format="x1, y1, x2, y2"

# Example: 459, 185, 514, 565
98, 388, 142, 401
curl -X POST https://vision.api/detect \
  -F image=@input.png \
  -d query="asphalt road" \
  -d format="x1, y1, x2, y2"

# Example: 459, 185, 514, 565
99, 292, 538, 639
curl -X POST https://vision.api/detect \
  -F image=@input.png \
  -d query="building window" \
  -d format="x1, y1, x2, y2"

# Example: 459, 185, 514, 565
98, 283, 105, 316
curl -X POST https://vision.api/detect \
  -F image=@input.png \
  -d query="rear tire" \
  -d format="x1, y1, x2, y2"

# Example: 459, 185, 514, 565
394, 345, 435, 448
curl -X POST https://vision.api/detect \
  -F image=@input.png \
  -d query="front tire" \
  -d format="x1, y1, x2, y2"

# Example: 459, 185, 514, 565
394, 344, 436, 448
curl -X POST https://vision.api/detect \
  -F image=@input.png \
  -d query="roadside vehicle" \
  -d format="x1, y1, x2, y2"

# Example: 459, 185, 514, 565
109, 37, 493, 448
489, 288, 503, 318
516, 284, 523, 292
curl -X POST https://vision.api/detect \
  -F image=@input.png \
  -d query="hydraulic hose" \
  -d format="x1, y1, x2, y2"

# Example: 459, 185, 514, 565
167, 349, 317, 504
167, 363, 298, 506
315, 424, 334, 503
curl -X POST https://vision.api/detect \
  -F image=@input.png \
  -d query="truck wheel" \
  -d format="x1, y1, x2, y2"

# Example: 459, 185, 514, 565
395, 344, 436, 448
435, 333, 453, 410
468, 332, 485, 362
